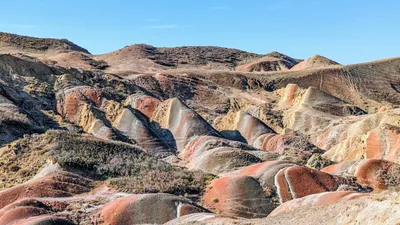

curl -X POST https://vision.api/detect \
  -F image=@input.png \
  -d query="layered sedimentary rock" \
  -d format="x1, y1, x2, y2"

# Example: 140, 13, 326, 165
322, 116, 400, 163
180, 135, 258, 162
188, 147, 263, 174
56, 86, 102, 122
322, 159, 400, 190
124, 93, 161, 118
152, 97, 221, 152
214, 110, 275, 145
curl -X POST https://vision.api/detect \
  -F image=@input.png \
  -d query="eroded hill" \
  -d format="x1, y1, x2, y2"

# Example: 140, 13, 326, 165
0, 32, 399, 225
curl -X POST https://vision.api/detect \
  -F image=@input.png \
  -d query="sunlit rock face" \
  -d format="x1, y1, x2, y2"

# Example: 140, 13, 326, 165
124, 93, 161, 118
214, 110, 275, 145
151, 97, 221, 152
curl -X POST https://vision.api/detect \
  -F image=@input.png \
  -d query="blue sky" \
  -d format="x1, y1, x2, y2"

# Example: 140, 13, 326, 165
0, 0, 398, 64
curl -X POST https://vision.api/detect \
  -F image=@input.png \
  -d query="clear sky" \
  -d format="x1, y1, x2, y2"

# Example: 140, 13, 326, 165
0, 0, 398, 64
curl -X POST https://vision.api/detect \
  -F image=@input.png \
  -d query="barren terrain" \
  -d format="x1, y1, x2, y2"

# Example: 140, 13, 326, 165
0, 32, 399, 225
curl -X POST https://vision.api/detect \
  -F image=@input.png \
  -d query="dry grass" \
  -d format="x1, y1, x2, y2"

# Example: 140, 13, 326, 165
378, 165, 400, 188
0, 130, 209, 195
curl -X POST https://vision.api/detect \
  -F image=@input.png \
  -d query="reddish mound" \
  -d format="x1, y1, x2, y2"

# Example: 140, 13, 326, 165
253, 133, 277, 150
365, 126, 400, 163
57, 86, 102, 122
253, 134, 319, 163
0, 198, 74, 225
124, 94, 161, 118
0, 172, 93, 209
266, 135, 296, 153
275, 166, 360, 203
94, 193, 207, 224
322, 159, 400, 190
203, 175, 276, 218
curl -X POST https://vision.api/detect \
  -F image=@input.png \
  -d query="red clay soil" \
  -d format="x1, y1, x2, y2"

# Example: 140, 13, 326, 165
203, 175, 277, 218
238, 161, 272, 176
0, 198, 73, 225
275, 166, 344, 202
365, 127, 400, 163
254, 134, 277, 150
180, 136, 214, 162
280, 84, 299, 107
0, 172, 93, 209
265, 135, 294, 153
131, 95, 161, 118
275, 168, 292, 203
322, 159, 400, 190
94, 193, 207, 224
354, 159, 394, 190
57, 86, 102, 122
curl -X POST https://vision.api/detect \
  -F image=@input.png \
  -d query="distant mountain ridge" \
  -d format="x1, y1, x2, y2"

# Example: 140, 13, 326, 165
0, 31, 375, 74
96, 44, 267, 73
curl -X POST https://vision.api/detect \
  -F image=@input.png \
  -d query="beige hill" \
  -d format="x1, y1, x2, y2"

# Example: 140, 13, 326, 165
291, 54, 340, 71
